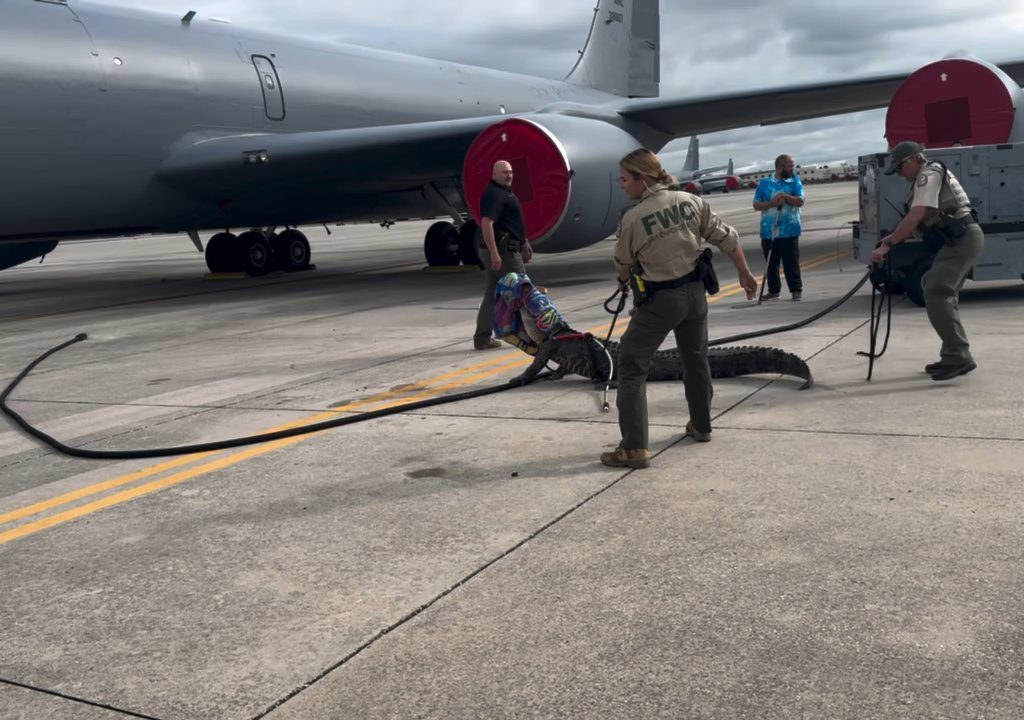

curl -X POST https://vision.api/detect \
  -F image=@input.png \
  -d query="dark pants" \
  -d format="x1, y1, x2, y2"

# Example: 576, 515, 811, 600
924, 224, 984, 364
473, 246, 526, 345
616, 282, 711, 450
761, 236, 802, 294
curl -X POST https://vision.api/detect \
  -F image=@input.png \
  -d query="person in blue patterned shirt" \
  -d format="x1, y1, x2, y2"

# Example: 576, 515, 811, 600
753, 154, 805, 300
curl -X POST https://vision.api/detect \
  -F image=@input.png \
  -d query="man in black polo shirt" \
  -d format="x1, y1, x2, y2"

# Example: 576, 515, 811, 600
473, 159, 533, 350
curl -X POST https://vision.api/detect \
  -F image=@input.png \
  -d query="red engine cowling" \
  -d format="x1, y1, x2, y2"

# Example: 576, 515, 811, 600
723, 175, 740, 191
885, 56, 1024, 148
683, 181, 702, 195
462, 115, 643, 253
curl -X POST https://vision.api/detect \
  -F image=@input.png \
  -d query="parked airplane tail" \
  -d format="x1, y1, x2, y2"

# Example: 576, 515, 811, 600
683, 136, 699, 172
565, 0, 660, 98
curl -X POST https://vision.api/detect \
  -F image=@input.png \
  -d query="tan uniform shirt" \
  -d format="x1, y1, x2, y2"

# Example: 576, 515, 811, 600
614, 184, 739, 282
909, 162, 972, 231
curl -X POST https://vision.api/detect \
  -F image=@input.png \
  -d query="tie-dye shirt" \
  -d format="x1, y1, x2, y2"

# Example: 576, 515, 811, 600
754, 175, 805, 240
492, 272, 564, 340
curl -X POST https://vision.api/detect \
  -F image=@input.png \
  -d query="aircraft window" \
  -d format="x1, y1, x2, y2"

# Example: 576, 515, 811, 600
113, 57, 123, 66
500, 105, 507, 114
264, 74, 276, 90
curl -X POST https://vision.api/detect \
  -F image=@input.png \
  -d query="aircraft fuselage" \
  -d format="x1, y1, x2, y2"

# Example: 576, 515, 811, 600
0, 0, 616, 243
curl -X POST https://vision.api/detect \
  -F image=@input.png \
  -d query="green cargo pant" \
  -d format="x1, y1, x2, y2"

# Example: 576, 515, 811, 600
616, 281, 711, 450
923, 224, 984, 364
473, 246, 526, 345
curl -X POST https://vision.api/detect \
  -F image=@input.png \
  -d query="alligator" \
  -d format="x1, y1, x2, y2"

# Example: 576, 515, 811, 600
493, 273, 813, 390
512, 326, 813, 389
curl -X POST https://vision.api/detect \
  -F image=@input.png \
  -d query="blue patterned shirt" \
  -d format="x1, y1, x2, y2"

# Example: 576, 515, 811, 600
754, 175, 805, 240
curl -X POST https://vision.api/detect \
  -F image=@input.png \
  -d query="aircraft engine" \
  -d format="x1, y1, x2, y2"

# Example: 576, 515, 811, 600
682, 181, 702, 195
461, 115, 644, 253
723, 175, 740, 191
885, 56, 1024, 149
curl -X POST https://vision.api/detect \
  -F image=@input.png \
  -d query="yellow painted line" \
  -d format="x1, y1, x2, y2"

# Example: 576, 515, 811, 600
0, 345, 530, 534
0, 248, 850, 546
0, 357, 535, 546
0, 453, 214, 528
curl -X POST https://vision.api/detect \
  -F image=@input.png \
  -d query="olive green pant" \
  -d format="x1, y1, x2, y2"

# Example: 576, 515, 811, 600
923, 225, 984, 364
473, 246, 526, 344
616, 281, 711, 450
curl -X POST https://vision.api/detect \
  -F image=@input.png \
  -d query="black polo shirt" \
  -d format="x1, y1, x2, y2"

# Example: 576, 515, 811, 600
480, 180, 526, 244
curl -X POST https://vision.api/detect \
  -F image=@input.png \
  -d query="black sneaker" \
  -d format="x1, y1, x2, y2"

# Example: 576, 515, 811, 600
791, 292, 802, 301
763, 292, 780, 300
931, 360, 977, 381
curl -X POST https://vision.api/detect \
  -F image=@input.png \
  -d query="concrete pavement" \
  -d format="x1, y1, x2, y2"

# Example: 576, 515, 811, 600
2, 183, 1023, 719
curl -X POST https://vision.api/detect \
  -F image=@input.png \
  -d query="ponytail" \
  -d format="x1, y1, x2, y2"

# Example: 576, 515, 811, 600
620, 148, 676, 187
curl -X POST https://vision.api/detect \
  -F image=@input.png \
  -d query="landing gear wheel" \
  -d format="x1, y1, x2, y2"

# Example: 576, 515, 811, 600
457, 220, 482, 268
424, 221, 460, 266
272, 229, 312, 272
904, 258, 931, 308
237, 230, 274, 276
205, 232, 237, 273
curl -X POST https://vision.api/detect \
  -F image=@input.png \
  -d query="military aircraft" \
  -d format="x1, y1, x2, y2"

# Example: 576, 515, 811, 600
659, 137, 736, 195
3, 0, 1024, 275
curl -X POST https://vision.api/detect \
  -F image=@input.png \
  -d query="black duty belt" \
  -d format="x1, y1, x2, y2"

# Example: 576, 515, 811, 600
645, 268, 701, 292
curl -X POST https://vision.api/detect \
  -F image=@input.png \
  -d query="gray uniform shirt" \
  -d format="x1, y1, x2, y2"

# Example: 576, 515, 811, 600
909, 162, 972, 232
615, 184, 739, 282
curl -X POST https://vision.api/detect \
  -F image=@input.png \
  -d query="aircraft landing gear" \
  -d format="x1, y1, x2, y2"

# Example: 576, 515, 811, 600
236, 230, 274, 276
422, 219, 482, 268
271, 229, 312, 272
203, 228, 312, 275
458, 220, 482, 268
423, 221, 460, 266
205, 232, 236, 273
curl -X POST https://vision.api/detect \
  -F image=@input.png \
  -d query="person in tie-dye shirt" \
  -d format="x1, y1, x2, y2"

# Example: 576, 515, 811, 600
753, 154, 805, 300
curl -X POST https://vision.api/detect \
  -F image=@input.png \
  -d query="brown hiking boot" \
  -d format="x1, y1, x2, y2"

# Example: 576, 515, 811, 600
600, 447, 650, 469
474, 338, 502, 350
685, 421, 711, 443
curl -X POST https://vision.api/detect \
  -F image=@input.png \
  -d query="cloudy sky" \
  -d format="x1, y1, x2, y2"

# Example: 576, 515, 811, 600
94, 0, 1024, 172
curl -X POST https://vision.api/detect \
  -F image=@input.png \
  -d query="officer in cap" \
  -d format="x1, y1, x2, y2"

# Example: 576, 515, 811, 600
870, 140, 984, 380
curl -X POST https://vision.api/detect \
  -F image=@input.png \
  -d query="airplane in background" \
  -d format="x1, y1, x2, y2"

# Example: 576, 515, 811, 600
3, 0, 1024, 276
659, 137, 738, 195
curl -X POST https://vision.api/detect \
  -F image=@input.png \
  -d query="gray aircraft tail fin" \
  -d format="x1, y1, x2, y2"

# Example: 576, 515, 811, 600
565, 0, 660, 98
683, 136, 699, 172
727, 158, 734, 174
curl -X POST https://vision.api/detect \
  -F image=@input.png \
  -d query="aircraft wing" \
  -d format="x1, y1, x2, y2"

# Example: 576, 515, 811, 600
619, 61, 1024, 138
156, 115, 505, 198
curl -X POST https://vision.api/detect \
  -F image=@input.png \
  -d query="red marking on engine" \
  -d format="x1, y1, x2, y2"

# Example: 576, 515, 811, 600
462, 118, 572, 242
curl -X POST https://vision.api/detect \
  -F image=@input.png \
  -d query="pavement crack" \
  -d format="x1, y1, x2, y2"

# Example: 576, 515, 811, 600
249, 470, 636, 720
713, 425, 1024, 443
0, 677, 163, 719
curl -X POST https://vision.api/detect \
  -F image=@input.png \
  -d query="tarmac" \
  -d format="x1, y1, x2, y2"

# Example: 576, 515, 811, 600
1, 183, 1023, 720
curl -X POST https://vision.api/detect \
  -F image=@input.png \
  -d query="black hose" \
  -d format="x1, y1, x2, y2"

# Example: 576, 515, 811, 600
1, 268, 878, 461
856, 257, 895, 381
0, 333, 553, 460
709, 268, 872, 346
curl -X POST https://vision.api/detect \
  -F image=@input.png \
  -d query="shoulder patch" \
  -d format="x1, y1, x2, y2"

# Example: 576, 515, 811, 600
916, 174, 929, 187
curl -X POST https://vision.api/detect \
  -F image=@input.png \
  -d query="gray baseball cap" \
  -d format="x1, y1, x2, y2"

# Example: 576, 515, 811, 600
885, 140, 925, 174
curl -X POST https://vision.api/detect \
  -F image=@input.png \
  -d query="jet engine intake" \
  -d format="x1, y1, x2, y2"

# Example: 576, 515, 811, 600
885, 57, 1024, 149
461, 115, 644, 254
